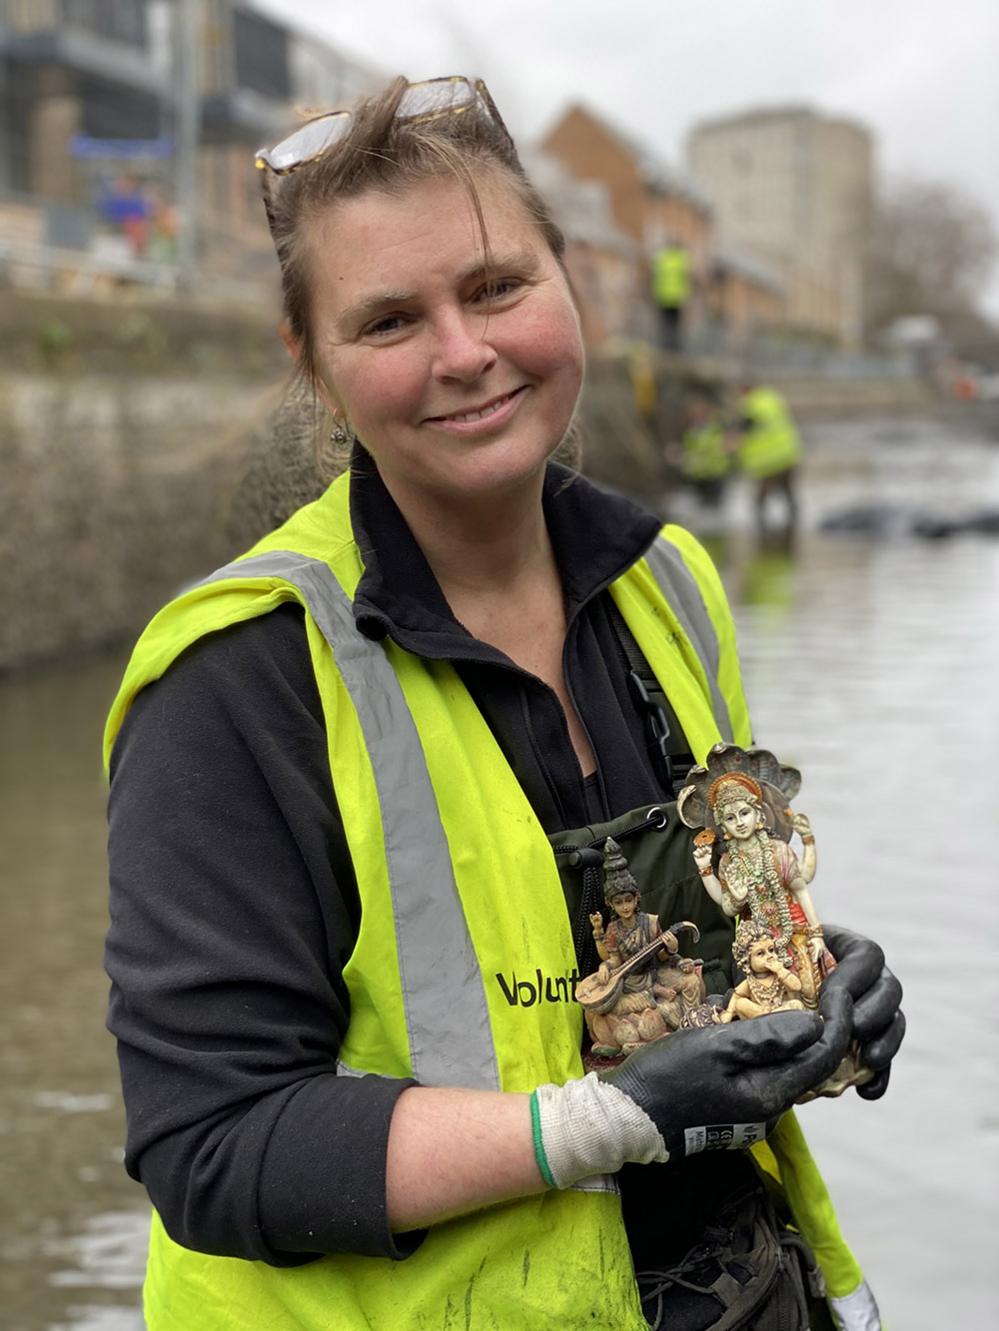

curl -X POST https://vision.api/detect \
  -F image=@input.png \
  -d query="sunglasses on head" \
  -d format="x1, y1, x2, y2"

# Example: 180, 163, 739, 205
254, 76, 511, 242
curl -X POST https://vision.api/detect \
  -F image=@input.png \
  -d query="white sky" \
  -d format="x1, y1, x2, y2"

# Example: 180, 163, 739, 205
256, 0, 999, 316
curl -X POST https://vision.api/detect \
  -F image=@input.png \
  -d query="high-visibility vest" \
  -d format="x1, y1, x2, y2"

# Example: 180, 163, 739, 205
682, 420, 730, 481
104, 470, 861, 1329
739, 387, 803, 479
651, 246, 692, 308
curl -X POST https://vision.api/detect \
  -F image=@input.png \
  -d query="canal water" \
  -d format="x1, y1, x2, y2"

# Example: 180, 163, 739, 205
1, 412, 997, 1329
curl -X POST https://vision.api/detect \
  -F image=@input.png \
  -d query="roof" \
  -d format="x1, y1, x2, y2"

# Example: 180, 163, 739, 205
543, 101, 712, 215
520, 147, 639, 255
689, 103, 871, 144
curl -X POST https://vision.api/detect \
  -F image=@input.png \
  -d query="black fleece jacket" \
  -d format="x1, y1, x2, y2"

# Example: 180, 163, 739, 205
106, 461, 751, 1269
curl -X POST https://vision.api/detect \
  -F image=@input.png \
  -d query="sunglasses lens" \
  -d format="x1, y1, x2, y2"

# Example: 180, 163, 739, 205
397, 76, 475, 121
265, 112, 351, 171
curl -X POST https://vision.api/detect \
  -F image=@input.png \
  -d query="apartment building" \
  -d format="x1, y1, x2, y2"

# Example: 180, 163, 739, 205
687, 106, 873, 347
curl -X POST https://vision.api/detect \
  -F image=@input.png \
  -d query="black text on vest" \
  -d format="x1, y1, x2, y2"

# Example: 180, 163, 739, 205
494, 968, 581, 1008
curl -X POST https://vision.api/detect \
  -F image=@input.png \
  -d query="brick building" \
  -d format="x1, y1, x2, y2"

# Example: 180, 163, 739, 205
540, 102, 780, 349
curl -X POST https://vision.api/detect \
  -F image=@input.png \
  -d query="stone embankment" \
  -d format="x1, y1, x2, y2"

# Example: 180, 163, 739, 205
0, 289, 940, 671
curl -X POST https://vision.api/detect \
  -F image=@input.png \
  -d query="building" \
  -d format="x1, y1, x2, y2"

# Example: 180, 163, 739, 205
0, 0, 378, 286
687, 106, 873, 348
196, 0, 377, 278
706, 247, 784, 350
540, 102, 780, 350
520, 148, 645, 345
540, 102, 713, 258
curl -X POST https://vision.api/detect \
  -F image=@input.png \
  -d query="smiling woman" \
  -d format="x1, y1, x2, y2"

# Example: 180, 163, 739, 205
302, 172, 584, 516
103, 74, 903, 1331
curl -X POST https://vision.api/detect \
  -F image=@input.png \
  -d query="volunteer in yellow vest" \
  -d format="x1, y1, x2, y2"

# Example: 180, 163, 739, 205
104, 77, 904, 1331
737, 383, 804, 530
679, 390, 733, 508
651, 242, 692, 352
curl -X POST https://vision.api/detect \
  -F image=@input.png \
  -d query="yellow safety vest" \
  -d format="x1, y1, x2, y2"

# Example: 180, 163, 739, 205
683, 420, 730, 481
739, 387, 803, 479
652, 246, 692, 308
105, 470, 860, 1329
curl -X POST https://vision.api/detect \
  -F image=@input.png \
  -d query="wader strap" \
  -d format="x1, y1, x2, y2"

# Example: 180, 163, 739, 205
606, 600, 694, 797
645, 536, 734, 743
199, 551, 500, 1091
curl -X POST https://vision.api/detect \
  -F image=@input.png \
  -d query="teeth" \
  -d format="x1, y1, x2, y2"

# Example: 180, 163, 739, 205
441, 392, 513, 423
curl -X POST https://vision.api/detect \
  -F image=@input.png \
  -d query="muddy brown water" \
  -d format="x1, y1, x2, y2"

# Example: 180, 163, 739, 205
2, 413, 997, 1329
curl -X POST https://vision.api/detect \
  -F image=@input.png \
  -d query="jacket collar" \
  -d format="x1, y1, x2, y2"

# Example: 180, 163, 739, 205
349, 452, 661, 663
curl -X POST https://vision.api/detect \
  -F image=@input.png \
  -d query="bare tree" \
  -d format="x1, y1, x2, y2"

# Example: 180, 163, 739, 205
865, 178, 997, 341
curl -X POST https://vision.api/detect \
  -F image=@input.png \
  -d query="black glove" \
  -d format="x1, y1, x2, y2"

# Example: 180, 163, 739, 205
821, 922, 905, 1100
599, 983, 854, 1158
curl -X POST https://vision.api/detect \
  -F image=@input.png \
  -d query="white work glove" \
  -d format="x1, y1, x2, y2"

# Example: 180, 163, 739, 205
828, 1279, 881, 1331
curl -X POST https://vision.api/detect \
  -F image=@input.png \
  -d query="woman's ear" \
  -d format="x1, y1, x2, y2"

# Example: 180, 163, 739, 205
278, 319, 299, 362
278, 320, 342, 419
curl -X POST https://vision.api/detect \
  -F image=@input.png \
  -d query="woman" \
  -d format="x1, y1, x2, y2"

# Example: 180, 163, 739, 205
104, 76, 903, 1330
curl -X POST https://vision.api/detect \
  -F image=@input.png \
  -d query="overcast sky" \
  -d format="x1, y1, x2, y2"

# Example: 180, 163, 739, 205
257, 0, 999, 315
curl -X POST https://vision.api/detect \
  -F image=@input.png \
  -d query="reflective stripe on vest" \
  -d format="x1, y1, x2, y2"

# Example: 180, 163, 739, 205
645, 536, 733, 743
200, 550, 500, 1093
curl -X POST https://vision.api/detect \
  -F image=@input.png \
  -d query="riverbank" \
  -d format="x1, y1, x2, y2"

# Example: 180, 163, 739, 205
3, 287, 986, 671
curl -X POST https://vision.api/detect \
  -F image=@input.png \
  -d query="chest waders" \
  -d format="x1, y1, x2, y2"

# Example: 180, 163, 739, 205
106, 471, 861, 1330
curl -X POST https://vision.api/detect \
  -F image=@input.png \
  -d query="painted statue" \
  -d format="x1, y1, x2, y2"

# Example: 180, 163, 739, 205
678, 743, 873, 1099
724, 918, 805, 1020
575, 838, 700, 1058
678, 745, 835, 1008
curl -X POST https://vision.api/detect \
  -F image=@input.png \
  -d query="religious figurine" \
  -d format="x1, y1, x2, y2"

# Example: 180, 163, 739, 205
575, 838, 700, 1058
724, 919, 805, 1020
677, 744, 835, 1008
678, 744, 873, 1099
653, 955, 708, 1030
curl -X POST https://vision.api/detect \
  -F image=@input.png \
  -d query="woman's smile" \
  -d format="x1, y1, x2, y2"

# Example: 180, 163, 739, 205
423, 385, 530, 434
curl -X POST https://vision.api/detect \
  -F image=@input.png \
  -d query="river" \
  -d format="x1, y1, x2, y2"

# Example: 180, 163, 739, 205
1, 411, 997, 1329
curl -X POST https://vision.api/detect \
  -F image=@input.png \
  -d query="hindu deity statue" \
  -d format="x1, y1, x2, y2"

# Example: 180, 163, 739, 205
575, 838, 700, 1058
724, 919, 805, 1020
677, 744, 835, 1008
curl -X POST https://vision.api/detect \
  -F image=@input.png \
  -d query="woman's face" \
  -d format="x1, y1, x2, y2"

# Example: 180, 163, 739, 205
304, 171, 584, 511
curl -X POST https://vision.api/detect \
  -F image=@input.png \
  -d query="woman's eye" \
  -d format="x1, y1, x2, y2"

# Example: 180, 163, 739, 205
363, 313, 409, 338
474, 277, 521, 304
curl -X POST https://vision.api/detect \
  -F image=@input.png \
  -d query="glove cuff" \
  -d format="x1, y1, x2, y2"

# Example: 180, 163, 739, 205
828, 1278, 881, 1331
531, 1072, 669, 1190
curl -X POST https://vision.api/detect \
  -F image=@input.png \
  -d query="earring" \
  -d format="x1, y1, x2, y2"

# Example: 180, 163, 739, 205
330, 419, 350, 445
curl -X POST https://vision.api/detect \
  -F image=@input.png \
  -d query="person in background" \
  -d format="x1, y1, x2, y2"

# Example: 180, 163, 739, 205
651, 240, 692, 352
678, 388, 732, 508
735, 381, 804, 530
104, 76, 903, 1331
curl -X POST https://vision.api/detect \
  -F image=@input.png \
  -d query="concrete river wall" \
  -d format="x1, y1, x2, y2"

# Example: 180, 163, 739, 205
0, 289, 934, 671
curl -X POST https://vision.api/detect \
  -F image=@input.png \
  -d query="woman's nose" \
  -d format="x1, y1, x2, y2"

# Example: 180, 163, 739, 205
431, 310, 497, 382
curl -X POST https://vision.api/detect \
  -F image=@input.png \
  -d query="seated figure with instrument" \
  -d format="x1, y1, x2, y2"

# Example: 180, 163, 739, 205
582, 838, 698, 1057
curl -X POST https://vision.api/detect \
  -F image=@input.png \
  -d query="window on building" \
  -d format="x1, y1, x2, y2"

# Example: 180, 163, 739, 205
62, 0, 148, 49
233, 7, 290, 99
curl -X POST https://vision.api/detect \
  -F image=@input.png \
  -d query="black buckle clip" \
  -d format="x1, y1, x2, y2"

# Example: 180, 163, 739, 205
628, 668, 675, 789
